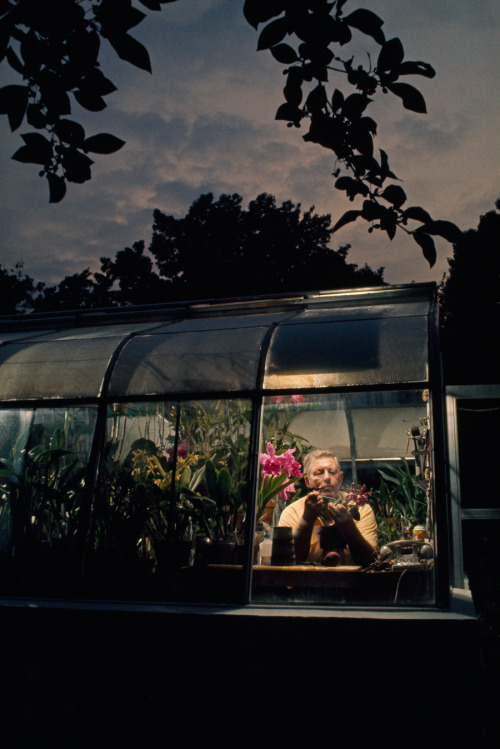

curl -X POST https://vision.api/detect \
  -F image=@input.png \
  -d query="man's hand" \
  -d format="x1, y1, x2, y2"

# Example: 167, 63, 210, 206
303, 491, 325, 523
325, 502, 356, 533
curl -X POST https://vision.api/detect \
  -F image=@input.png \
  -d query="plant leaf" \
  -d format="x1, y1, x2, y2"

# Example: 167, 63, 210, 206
82, 134, 126, 154
107, 33, 152, 73
47, 173, 67, 204
257, 17, 287, 50
413, 231, 436, 267
403, 206, 433, 224
332, 210, 362, 233
419, 220, 462, 243
0, 84, 28, 131
377, 38, 404, 72
398, 61, 436, 78
270, 43, 298, 64
344, 9, 385, 45
381, 184, 407, 209
387, 82, 427, 113
243, 0, 284, 29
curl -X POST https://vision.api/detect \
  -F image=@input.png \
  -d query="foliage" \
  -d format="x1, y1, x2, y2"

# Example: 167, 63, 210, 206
244, 0, 461, 265
0, 261, 42, 314
439, 198, 500, 330
369, 459, 427, 544
0, 0, 179, 202
0, 417, 90, 554
150, 191, 384, 300
92, 399, 251, 565
0, 191, 385, 314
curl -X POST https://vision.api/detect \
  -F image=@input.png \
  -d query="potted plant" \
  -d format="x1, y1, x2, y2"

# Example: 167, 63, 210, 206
369, 458, 428, 545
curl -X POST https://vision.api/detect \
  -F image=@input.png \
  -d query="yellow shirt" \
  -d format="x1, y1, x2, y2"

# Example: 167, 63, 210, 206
278, 492, 378, 564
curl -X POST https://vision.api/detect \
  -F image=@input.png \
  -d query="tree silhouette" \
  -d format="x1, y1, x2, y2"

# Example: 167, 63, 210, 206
439, 199, 500, 382
1, 0, 459, 267
150, 191, 385, 299
8, 191, 384, 313
440, 199, 500, 331
0, 261, 38, 313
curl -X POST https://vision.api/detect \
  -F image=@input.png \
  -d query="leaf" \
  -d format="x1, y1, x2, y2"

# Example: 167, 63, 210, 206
257, 17, 287, 50
275, 102, 302, 122
47, 173, 67, 204
403, 206, 432, 224
377, 38, 404, 73
107, 33, 152, 73
387, 82, 427, 113
283, 79, 302, 107
0, 84, 28, 131
62, 148, 93, 184
413, 231, 436, 267
332, 210, 362, 233
398, 61, 436, 78
55, 119, 86, 146
205, 460, 217, 500
344, 9, 385, 45
331, 88, 344, 112
418, 220, 462, 244
82, 134, 125, 154
216, 467, 232, 507
342, 92, 370, 121
306, 84, 327, 114
6, 46, 24, 75
74, 89, 107, 112
12, 132, 52, 166
243, 0, 284, 30
270, 43, 298, 64
381, 184, 407, 209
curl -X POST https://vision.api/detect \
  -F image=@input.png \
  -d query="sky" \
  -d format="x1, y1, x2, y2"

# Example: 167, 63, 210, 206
0, 0, 499, 289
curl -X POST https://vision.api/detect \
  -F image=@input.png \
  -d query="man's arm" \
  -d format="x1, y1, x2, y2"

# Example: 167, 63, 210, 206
291, 493, 323, 562
329, 504, 377, 567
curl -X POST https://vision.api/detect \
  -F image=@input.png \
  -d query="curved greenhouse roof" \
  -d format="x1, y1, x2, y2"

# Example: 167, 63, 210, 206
0, 283, 436, 402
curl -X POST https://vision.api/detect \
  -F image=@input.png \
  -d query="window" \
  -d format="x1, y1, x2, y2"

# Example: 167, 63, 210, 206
252, 390, 435, 605
0, 406, 97, 596
90, 398, 252, 602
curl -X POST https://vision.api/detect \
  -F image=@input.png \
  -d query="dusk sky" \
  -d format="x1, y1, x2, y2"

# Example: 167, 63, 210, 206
1, 0, 499, 288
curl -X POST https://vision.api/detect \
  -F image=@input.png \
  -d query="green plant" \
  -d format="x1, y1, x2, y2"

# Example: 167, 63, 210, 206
0, 421, 88, 550
369, 459, 427, 545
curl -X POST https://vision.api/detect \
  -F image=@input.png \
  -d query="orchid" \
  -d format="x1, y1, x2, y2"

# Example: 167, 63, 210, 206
257, 442, 303, 521
345, 483, 371, 506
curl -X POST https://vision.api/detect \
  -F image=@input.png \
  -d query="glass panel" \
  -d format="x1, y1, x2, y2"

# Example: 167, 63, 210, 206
264, 315, 428, 389
457, 399, 500, 509
0, 337, 125, 399
91, 398, 251, 602
252, 390, 435, 605
108, 328, 268, 396
0, 406, 98, 596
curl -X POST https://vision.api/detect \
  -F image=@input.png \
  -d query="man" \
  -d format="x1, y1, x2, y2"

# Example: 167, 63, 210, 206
278, 449, 378, 566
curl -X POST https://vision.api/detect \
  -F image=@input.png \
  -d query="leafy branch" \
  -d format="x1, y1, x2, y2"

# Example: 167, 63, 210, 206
0, 0, 178, 202
244, 0, 461, 265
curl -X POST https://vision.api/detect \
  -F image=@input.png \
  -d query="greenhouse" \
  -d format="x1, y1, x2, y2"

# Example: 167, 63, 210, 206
0, 282, 451, 607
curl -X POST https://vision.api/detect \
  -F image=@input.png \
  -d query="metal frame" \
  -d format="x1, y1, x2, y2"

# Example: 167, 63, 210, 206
445, 384, 500, 588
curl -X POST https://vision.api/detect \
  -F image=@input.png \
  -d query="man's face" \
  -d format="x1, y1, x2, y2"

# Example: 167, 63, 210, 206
305, 457, 343, 497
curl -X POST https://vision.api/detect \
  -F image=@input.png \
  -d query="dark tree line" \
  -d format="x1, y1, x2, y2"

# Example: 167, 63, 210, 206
0, 0, 459, 264
0, 191, 385, 314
